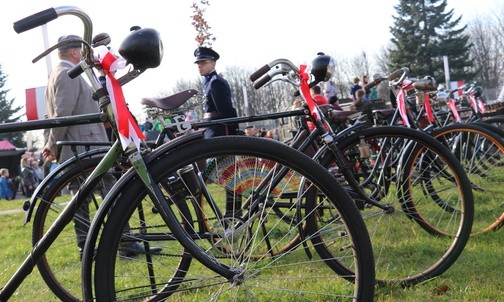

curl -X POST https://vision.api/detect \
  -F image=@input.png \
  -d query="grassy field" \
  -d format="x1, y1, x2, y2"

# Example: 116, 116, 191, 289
0, 197, 502, 301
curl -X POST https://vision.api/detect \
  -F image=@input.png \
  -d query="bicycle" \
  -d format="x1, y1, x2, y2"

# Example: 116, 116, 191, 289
435, 83, 504, 138
8, 6, 375, 302
248, 58, 474, 286
27, 92, 309, 301
371, 74, 504, 236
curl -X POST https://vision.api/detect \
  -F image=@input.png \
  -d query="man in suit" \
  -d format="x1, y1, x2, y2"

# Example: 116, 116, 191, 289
43, 35, 160, 258
43, 35, 109, 162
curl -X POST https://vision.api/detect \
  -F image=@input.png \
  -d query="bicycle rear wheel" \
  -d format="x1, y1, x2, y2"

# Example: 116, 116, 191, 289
320, 126, 474, 286
93, 136, 375, 301
31, 157, 111, 302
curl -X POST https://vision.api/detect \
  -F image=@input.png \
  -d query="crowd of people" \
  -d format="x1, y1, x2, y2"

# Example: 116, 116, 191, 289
0, 151, 53, 200
349, 75, 379, 111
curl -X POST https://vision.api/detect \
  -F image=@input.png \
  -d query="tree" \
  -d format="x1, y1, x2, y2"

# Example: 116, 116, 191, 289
466, 5, 504, 97
388, 0, 474, 84
0, 64, 25, 148
191, 0, 216, 47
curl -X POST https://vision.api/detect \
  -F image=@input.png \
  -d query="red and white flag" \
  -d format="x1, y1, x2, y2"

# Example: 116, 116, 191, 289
25, 86, 46, 120
450, 80, 464, 99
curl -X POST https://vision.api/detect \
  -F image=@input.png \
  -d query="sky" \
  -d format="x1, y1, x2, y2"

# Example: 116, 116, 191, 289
0, 0, 502, 123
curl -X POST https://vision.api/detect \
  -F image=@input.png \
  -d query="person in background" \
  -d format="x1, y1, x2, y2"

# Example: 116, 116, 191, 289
329, 95, 343, 111
244, 125, 259, 137
0, 168, 15, 200
42, 153, 58, 178
305, 85, 329, 131
361, 75, 378, 101
324, 80, 337, 100
32, 159, 43, 183
21, 156, 38, 197
350, 77, 362, 101
259, 127, 268, 137
194, 46, 238, 138
352, 88, 367, 111
194, 46, 241, 218
311, 85, 329, 105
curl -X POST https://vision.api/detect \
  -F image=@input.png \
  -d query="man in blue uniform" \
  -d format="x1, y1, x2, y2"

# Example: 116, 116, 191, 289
194, 47, 241, 218
194, 46, 238, 138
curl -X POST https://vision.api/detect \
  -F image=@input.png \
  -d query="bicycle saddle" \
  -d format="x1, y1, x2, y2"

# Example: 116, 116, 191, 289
372, 108, 395, 117
141, 89, 198, 110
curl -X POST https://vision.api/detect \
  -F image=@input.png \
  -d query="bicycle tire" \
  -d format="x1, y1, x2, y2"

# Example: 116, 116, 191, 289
430, 123, 504, 235
93, 136, 375, 301
31, 157, 107, 301
319, 125, 474, 286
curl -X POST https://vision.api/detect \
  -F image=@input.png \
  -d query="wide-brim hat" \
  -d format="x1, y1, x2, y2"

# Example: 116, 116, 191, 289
194, 46, 219, 63
58, 35, 82, 51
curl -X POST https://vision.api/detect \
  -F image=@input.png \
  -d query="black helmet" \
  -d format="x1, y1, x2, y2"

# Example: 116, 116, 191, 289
118, 28, 163, 69
310, 54, 335, 82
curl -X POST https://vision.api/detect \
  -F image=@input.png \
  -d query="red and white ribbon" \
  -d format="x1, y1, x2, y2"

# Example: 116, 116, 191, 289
423, 92, 435, 123
298, 64, 329, 131
396, 82, 413, 127
447, 99, 461, 122
477, 99, 487, 114
469, 95, 478, 114
95, 46, 145, 151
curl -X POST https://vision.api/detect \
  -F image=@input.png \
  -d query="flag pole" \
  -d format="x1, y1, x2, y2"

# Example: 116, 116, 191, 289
42, 24, 52, 76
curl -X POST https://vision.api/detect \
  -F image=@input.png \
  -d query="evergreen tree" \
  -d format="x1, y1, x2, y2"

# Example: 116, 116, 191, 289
0, 64, 26, 148
388, 0, 474, 84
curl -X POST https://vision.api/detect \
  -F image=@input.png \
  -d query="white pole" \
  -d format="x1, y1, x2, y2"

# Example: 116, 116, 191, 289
243, 85, 249, 117
42, 24, 52, 76
443, 55, 450, 90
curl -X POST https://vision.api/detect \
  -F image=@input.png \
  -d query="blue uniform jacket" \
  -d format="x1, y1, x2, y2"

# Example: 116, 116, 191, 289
203, 71, 238, 138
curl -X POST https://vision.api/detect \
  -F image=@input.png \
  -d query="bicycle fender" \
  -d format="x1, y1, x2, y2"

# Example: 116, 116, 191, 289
23, 148, 111, 225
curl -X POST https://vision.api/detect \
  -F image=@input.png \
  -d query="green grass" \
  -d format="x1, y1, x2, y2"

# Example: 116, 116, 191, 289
0, 196, 502, 301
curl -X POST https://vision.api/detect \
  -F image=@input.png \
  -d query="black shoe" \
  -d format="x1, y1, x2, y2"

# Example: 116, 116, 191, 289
119, 242, 162, 257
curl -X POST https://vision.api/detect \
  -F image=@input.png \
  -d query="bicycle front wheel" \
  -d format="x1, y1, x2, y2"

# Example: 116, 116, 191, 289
93, 136, 375, 301
322, 126, 474, 286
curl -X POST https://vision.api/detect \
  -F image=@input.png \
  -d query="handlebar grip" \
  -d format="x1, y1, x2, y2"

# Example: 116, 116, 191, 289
363, 79, 380, 92
249, 64, 271, 82
387, 67, 408, 81
253, 74, 272, 89
13, 8, 58, 33
68, 64, 84, 79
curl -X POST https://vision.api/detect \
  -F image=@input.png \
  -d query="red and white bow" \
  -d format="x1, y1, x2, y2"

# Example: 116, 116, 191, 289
95, 46, 145, 151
